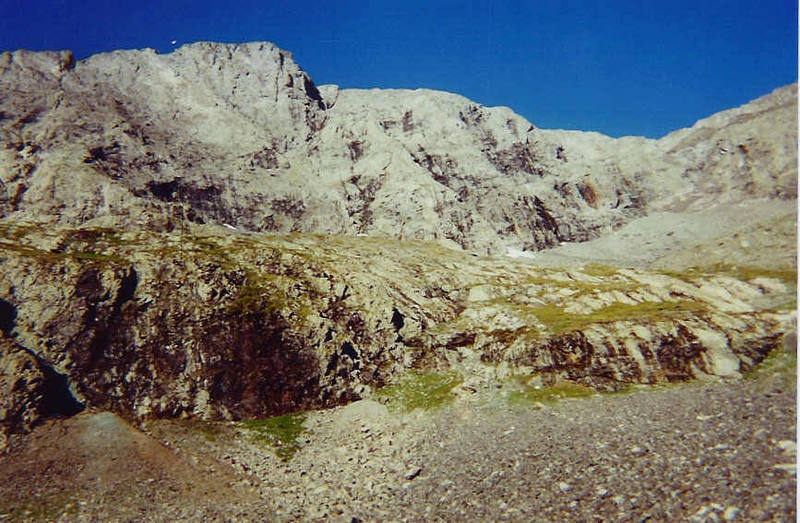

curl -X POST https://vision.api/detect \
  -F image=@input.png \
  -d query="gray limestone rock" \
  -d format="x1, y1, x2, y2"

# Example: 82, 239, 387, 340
0, 42, 794, 254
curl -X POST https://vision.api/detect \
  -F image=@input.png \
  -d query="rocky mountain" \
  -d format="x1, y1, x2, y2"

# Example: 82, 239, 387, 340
0, 42, 795, 253
0, 41, 796, 453
0, 222, 795, 519
0, 40, 796, 520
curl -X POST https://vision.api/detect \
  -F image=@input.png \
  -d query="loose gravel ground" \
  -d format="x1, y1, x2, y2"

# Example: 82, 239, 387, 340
2, 366, 795, 521
149, 367, 796, 522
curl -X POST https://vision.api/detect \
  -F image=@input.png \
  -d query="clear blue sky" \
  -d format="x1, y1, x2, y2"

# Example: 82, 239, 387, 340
1, 0, 796, 138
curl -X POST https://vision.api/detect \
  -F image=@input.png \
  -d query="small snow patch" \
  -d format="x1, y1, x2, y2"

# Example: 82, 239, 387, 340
506, 247, 536, 259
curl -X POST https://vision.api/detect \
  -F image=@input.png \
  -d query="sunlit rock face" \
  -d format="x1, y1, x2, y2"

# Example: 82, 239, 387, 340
0, 43, 795, 253
0, 226, 793, 439
0, 42, 795, 441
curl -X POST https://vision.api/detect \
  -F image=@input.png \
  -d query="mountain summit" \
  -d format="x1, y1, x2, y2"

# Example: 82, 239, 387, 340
1, 42, 795, 253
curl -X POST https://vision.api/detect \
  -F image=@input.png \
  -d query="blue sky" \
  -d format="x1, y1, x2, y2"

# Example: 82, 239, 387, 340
1, 0, 796, 138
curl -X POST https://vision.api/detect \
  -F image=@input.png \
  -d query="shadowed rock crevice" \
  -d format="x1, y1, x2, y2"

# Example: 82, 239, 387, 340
0, 298, 16, 337
24, 347, 85, 418
202, 313, 325, 418
113, 267, 138, 309
391, 308, 405, 331
147, 179, 181, 201
302, 76, 325, 110
654, 326, 705, 381
1, 338, 84, 442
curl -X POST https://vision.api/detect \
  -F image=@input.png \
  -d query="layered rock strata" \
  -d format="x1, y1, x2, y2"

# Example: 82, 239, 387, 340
0, 224, 793, 441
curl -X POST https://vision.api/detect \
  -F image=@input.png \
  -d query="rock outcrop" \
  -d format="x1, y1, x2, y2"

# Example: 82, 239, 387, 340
0, 224, 793, 441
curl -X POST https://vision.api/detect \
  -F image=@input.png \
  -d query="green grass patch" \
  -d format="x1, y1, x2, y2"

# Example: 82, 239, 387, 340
0, 241, 125, 265
744, 268, 795, 285
745, 345, 797, 383
227, 272, 301, 319
518, 269, 639, 298
506, 380, 596, 406
660, 264, 797, 287
0, 491, 78, 521
187, 420, 226, 442
0, 224, 130, 266
768, 295, 798, 312
0, 240, 62, 262
228, 279, 276, 315
581, 263, 621, 277
375, 372, 462, 412
63, 227, 125, 246
530, 299, 706, 334
239, 412, 307, 461
73, 251, 124, 263
716, 264, 797, 286
184, 235, 237, 268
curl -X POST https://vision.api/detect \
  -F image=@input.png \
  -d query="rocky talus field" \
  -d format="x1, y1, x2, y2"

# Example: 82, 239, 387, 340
0, 42, 796, 521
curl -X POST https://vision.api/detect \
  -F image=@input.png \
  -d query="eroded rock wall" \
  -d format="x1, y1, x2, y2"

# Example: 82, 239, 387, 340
0, 226, 792, 442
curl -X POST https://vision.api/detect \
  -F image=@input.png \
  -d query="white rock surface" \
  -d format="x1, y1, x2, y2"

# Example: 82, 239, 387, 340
0, 42, 795, 255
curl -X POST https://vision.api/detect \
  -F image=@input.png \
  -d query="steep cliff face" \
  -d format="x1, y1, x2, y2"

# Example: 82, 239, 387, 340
0, 43, 328, 233
0, 43, 795, 253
